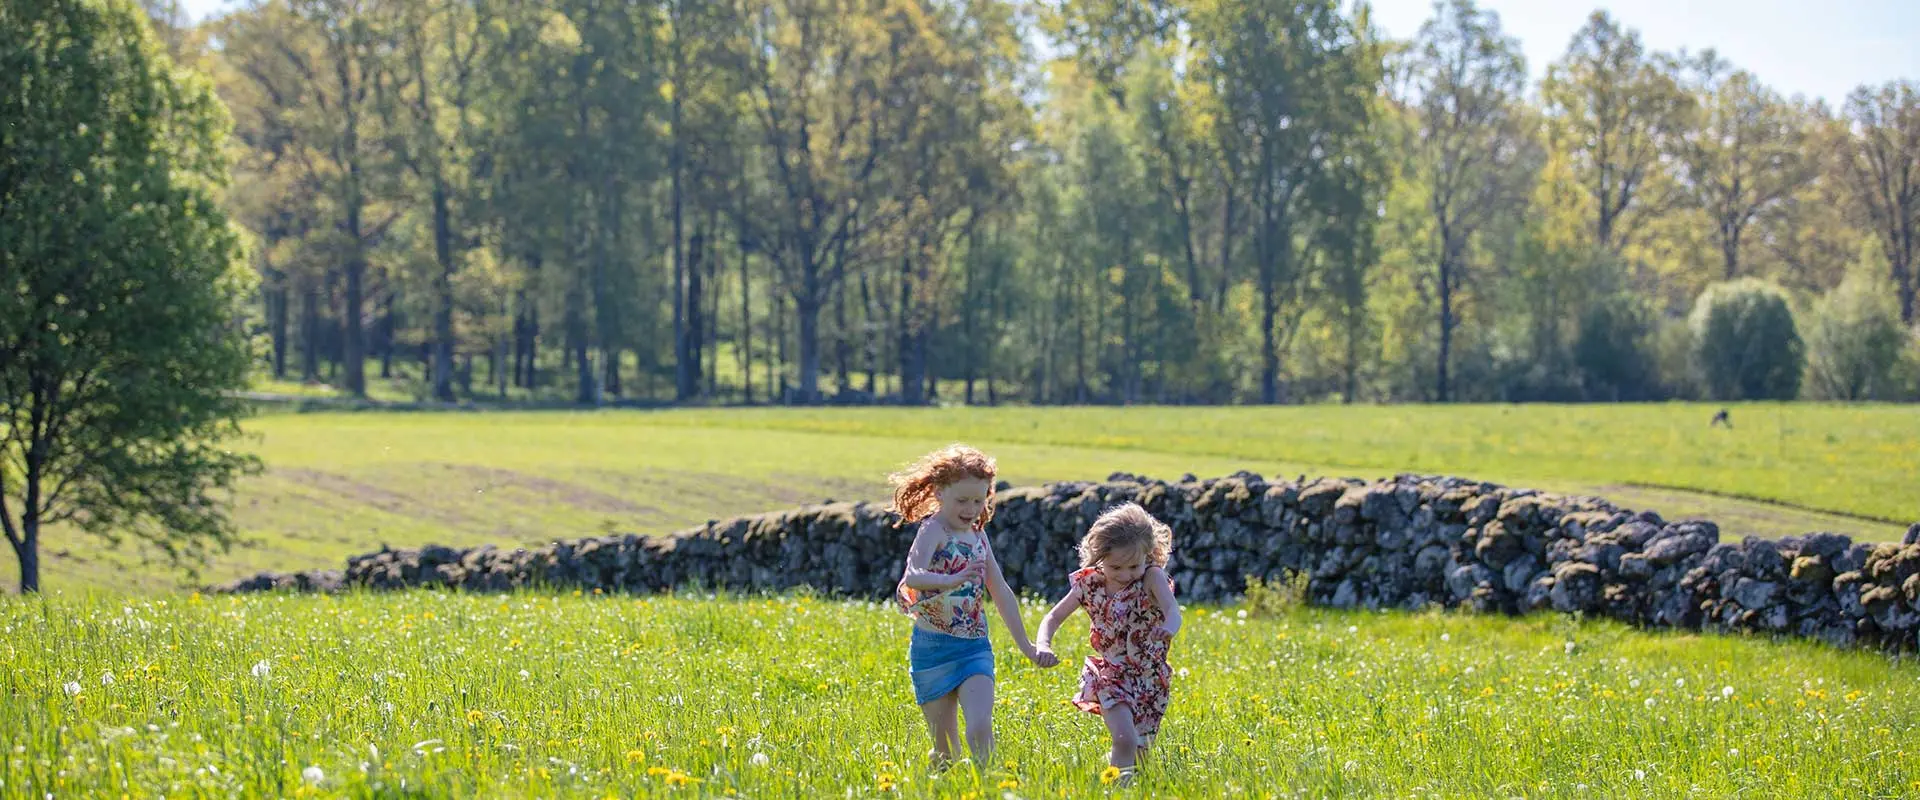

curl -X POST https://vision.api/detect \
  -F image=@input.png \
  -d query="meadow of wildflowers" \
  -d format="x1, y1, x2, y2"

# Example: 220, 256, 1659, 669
6, 589, 1918, 798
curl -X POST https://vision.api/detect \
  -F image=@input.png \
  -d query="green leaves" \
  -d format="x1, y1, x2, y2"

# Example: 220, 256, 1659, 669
1, 0, 260, 591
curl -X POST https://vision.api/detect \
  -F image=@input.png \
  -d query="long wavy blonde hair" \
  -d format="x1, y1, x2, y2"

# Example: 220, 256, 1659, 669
1077, 502, 1173, 568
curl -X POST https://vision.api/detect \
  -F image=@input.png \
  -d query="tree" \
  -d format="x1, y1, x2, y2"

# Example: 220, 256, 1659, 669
1804, 252, 1907, 400
1402, 0, 1537, 402
1, 0, 261, 593
1541, 11, 1688, 256
1688, 278, 1805, 401
1192, 0, 1380, 404
1674, 55, 1816, 280
1836, 80, 1920, 325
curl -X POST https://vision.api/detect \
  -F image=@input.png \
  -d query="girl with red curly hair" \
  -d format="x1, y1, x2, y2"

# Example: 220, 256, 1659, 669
890, 443, 1056, 771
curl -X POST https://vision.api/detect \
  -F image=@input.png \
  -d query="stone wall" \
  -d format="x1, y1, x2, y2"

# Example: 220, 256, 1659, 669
213, 473, 1920, 653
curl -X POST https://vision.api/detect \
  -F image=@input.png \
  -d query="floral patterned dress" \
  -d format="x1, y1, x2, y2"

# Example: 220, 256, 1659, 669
1069, 566, 1175, 737
894, 524, 990, 639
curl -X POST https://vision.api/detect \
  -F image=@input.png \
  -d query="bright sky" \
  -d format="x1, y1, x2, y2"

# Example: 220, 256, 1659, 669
180, 0, 1914, 108
1366, 0, 1915, 108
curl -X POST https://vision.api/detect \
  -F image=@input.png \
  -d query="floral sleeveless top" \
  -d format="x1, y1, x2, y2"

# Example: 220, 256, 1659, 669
895, 522, 990, 639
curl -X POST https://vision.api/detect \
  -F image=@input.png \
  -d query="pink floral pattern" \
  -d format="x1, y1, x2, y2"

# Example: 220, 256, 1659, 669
895, 525, 989, 639
1068, 566, 1174, 736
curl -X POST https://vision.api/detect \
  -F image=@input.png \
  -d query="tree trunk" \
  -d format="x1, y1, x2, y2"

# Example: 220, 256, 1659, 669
1438, 249, 1455, 403
431, 182, 456, 402
1259, 216, 1280, 406
669, 24, 691, 403
269, 283, 289, 380
341, 88, 367, 398
10, 517, 35, 594
739, 244, 753, 406
861, 271, 877, 396
898, 256, 923, 405
796, 290, 821, 405
567, 283, 596, 406
301, 286, 320, 382
686, 228, 706, 399
834, 267, 850, 395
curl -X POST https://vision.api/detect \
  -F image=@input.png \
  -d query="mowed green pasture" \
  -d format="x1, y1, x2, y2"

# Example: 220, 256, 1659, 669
5, 591, 1917, 798
32, 403, 1918, 593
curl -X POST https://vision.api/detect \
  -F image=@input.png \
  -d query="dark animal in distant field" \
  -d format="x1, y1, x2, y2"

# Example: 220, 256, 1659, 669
1710, 408, 1732, 428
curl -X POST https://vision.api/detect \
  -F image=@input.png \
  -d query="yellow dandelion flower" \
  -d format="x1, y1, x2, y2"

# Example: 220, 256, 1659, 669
998, 778, 1020, 790
1100, 766, 1122, 785
665, 771, 699, 787
467, 710, 486, 725
647, 766, 672, 777
877, 772, 897, 791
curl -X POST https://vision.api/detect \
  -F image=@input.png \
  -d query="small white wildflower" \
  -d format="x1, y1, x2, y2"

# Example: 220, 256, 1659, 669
1630, 679, 1641, 689
100, 672, 115, 687
1721, 686, 1734, 699
1576, 784, 1588, 791
251, 660, 271, 679
302, 766, 324, 785
1177, 667, 1190, 678
518, 670, 530, 680
1347, 626, 1358, 635
750, 752, 770, 767
1440, 633, 1450, 642
1634, 769, 1646, 781
1236, 610, 1248, 619
1645, 697, 1656, 709
1675, 677, 1685, 688
1237, 619, 1247, 626
1727, 748, 1738, 758
1564, 641, 1576, 655
63, 681, 82, 696
1464, 666, 1475, 675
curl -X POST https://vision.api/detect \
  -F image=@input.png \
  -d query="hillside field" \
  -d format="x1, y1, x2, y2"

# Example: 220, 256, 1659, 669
33, 403, 1916, 593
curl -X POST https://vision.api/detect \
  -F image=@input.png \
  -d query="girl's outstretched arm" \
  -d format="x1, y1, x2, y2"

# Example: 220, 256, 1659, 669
1146, 565, 1181, 638
899, 523, 975, 591
981, 541, 1048, 665
1034, 583, 1083, 665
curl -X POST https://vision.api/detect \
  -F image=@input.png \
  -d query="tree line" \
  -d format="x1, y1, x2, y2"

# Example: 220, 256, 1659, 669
169, 0, 1920, 405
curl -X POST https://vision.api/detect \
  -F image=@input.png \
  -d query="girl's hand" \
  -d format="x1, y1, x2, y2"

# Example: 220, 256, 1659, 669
950, 561, 987, 589
1031, 646, 1060, 669
1152, 625, 1177, 642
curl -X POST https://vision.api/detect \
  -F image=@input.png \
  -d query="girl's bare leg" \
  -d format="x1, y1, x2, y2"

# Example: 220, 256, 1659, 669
1100, 701, 1142, 772
955, 674, 997, 768
919, 692, 960, 769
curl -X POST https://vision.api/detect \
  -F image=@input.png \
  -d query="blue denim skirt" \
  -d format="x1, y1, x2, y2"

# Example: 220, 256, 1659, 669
907, 626, 994, 705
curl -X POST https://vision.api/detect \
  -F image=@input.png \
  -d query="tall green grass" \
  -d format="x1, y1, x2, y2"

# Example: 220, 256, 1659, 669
5, 591, 1916, 798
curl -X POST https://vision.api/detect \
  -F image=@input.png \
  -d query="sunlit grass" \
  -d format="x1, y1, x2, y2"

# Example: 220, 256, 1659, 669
6, 590, 1917, 797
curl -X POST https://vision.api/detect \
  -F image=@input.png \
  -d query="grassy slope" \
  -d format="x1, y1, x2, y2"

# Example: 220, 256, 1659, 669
5, 592, 1916, 798
34, 403, 1916, 593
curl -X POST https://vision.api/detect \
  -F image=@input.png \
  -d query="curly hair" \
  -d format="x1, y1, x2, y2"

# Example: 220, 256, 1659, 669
1077, 502, 1174, 569
885, 444, 998, 530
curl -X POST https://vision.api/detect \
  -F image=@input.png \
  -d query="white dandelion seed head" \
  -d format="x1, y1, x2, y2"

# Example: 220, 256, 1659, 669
518, 670, 530, 680
1236, 610, 1248, 619
1564, 641, 1576, 654
1728, 748, 1738, 758
1630, 679, 1641, 689
1645, 697, 1656, 708
1634, 769, 1646, 781
251, 660, 271, 679
1675, 678, 1685, 688
1347, 626, 1358, 635
1177, 667, 1190, 678
100, 672, 115, 687
750, 752, 770, 767
1440, 633, 1450, 642
63, 681, 83, 696
302, 766, 324, 785
1721, 686, 1734, 698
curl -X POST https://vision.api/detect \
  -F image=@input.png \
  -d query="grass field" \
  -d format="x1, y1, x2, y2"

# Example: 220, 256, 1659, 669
35, 403, 1917, 593
6, 591, 1918, 798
